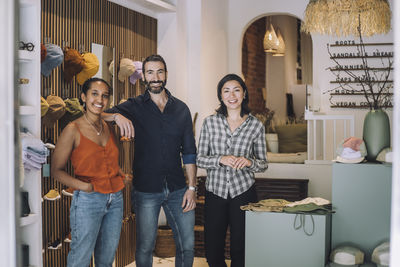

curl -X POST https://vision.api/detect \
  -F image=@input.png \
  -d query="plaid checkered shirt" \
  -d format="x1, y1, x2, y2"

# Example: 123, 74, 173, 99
196, 113, 268, 199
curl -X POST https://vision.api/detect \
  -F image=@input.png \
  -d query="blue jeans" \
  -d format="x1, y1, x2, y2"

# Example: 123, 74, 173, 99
133, 186, 195, 267
67, 190, 123, 267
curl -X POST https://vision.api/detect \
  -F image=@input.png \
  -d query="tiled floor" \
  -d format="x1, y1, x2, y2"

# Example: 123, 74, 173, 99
126, 257, 231, 267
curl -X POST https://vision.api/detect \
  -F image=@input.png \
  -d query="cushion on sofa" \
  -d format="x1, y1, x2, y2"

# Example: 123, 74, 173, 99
275, 124, 307, 153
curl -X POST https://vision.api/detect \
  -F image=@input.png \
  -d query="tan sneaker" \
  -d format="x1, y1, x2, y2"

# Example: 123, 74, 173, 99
64, 232, 71, 243
61, 187, 75, 197
43, 189, 61, 201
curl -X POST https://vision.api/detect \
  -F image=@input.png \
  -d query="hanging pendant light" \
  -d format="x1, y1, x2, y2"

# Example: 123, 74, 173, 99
264, 18, 279, 53
301, 0, 391, 37
272, 28, 285, 56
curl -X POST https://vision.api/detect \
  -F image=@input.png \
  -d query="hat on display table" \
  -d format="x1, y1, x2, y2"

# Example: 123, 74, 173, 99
328, 246, 364, 267
372, 241, 390, 267
335, 137, 367, 164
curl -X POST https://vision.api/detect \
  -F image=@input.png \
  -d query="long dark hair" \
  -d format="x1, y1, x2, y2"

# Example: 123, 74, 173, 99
80, 77, 112, 109
216, 74, 250, 117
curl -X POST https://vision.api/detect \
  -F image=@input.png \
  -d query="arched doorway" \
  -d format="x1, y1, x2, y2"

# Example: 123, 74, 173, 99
242, 15, 312, 125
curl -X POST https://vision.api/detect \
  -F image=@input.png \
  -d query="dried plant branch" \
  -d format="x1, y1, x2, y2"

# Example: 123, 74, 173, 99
326, 16, 393, 110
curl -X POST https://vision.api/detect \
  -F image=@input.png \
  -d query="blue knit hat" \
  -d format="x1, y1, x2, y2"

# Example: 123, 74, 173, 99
41, 44, 64, 77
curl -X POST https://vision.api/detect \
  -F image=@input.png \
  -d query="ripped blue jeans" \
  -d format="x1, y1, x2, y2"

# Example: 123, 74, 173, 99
67, 190, 123, 267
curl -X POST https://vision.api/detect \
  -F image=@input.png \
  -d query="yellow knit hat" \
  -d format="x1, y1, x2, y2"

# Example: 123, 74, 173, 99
76, 53, 99, 85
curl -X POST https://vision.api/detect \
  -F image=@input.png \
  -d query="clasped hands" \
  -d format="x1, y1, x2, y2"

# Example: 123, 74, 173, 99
220, 155, 251, 170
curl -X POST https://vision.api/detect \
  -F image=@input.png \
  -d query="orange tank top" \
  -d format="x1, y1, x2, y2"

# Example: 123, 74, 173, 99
70, 123, 125, 194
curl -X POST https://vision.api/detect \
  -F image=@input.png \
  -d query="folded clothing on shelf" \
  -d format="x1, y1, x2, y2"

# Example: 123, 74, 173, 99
20, 131, 49, 171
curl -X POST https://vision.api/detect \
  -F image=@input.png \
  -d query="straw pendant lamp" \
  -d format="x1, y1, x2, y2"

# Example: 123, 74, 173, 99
272, 28, 285, 56
264, 18, 279, 53
301, 0, 391, 37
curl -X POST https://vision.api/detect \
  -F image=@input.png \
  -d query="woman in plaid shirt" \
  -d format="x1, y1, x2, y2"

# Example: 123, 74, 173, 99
197, 74, 268, 267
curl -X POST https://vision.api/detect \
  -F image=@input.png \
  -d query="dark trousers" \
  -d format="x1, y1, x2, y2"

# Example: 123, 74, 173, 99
204, 185, 257, 267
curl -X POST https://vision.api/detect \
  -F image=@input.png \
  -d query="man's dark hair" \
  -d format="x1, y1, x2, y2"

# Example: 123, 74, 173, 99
142, 54, 167, 73
216, 73, 250, 117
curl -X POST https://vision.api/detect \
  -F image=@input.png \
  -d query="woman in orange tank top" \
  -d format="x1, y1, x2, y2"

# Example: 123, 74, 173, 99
51, 78, 131, 267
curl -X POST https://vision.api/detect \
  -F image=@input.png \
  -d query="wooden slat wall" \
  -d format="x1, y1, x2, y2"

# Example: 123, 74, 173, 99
40, 0, 156, 266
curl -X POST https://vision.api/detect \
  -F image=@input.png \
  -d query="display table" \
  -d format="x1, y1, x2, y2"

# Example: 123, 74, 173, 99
331, 163, 392, 262
245, 211, 331, 267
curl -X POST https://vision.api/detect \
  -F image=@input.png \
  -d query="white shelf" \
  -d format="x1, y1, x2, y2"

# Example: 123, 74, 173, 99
144, 0, 176, 12
19, 0, 36, 8
20, 214, 40, 227
20, 105, 36, 115
18, 0, 42, 266
18, 50, 35, 62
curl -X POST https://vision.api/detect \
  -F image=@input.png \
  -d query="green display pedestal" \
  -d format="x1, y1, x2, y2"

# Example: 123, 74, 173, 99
332, 163, 392, 263
245, 211, 331, 267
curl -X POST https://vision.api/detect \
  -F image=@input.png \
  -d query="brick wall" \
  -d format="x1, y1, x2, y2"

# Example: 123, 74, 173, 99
242, 17, 266, 113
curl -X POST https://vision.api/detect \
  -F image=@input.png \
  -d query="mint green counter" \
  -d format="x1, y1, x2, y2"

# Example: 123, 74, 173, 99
332, 163, 392, 262
245, 211, 331, 267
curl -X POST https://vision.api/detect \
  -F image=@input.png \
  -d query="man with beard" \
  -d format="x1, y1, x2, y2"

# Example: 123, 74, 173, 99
103, 54, 197, 267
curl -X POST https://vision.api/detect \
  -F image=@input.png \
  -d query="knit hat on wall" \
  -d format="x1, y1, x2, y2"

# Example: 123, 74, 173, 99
41, 43, 64, 77
76, 53, 100, 85
41, 95, 66, 127
118, 58, 136, 82
129, 61, 143, 85
40, 44, 47, 63
63, 47, 85, 82
41, 96, 49, 117
59, 98, 84, 129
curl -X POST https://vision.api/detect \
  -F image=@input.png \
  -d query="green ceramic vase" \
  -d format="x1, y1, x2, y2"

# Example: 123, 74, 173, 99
362, 109, 390, 161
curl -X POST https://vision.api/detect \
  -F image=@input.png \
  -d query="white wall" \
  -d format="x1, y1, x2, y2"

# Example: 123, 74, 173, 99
158, 0, 228, 139
0, 0, 17, 266
391, 1, 400, 264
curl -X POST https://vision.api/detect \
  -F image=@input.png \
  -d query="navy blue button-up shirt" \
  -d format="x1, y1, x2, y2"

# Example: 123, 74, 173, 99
107, 89, 197, 193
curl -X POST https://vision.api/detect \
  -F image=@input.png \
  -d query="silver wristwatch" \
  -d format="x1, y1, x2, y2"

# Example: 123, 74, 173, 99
188, 186, 197, 192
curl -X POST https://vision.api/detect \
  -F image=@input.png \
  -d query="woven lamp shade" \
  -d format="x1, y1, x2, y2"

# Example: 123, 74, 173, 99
301, 0, 391, 37
272, 28, 285, 56
264, 23, 279, 53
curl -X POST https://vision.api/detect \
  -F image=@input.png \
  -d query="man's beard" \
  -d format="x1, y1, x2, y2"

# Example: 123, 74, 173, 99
145, 80, 166, 94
